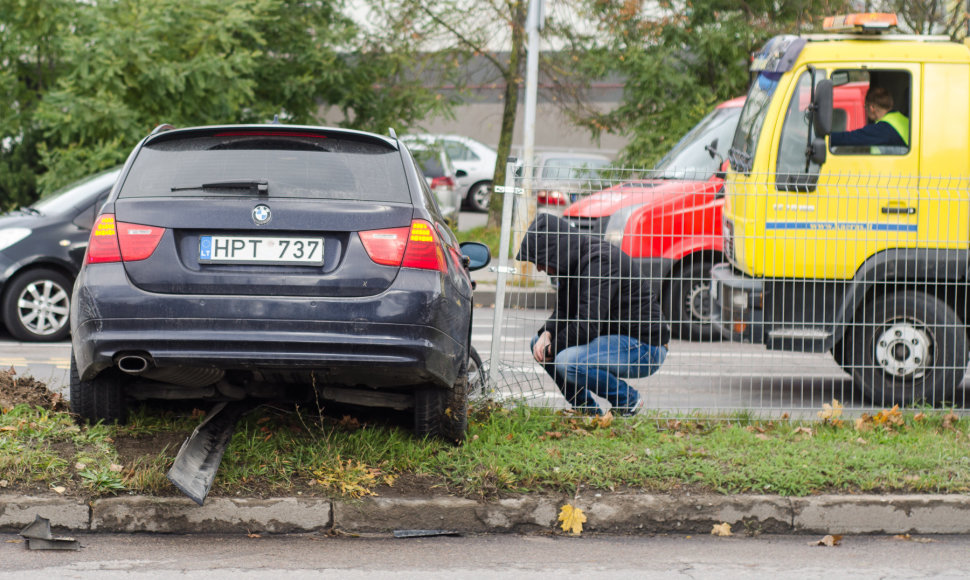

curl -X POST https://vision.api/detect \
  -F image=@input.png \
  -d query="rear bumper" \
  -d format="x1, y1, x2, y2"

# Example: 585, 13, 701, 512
71, 264, 469, 390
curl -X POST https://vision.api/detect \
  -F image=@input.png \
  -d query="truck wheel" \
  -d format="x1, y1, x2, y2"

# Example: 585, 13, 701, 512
2, 268, 73, 342
851, 291, 966, 406
70, 355, 127, 424
466, 182, 492, 213
666, 259, 717, 341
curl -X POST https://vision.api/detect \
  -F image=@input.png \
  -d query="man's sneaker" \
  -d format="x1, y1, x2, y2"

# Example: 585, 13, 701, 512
618, 397, 645, 417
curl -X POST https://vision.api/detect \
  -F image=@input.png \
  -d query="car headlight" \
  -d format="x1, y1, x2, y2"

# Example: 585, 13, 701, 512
602, 205, 644, 247
0, 228, 31, 251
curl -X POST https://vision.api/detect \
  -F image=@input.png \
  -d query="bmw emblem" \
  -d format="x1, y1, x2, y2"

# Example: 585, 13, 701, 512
252, 204, 272, 225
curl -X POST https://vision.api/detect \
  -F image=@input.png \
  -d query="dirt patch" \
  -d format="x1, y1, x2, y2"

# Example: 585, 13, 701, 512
0, 368, 68, 412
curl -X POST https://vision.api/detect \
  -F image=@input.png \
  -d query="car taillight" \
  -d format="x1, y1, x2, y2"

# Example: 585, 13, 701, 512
359, 219, 446, 272
86, 214, 165, 264
430, 176, 455, 189
117, 221, 166, 261
537, 190, 569, 206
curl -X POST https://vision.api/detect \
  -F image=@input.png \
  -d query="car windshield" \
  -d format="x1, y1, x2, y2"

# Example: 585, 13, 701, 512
654, 106, 742, 180
539, 158, 610, 180
119, 132, 409, 202
730, 71, 782, 173
31, 168, 120, 215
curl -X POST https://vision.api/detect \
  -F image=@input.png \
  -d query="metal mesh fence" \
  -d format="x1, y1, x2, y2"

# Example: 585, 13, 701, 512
482, 161, 970, 418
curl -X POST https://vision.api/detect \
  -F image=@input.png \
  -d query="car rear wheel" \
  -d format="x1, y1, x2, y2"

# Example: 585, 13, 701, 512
414, 365, 469, 443
467, 182, 492, 213
70, 355, 127, 424
2, 268, 73, 342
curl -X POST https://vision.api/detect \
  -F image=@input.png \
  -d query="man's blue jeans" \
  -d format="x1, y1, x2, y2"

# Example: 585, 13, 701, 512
531, 334, 667, 414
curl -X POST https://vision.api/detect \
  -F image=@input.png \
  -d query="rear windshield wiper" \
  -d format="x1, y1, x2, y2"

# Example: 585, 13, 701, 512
171, 179, 268, 194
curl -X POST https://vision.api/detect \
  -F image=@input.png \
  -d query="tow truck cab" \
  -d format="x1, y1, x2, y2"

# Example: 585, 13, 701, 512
712, 13, 970, 406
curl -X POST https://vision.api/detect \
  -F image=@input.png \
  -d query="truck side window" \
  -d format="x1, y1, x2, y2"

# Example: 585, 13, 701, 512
829, 69, 911, 156
775, 70, 822, 192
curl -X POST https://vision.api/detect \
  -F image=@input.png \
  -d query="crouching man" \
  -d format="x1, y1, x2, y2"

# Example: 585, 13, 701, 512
516, 214, 670, 416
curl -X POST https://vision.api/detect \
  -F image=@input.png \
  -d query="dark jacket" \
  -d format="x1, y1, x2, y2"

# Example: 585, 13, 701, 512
515, 214, 670, 353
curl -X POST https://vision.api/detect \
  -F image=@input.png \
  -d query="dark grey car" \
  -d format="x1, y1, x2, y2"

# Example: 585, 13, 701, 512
0, 168, 120, 341
70, 124, 489, 441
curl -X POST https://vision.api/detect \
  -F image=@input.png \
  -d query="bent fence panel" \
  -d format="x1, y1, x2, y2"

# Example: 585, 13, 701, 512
483, 162, 970, 418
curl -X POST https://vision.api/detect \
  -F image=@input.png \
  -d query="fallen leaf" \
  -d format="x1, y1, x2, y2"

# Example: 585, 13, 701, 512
109, 464, 123, 473
0, 425, 16, 432
755, 433, 770, 441
5, 539, 22, 544
913, 412, 926, 422
557, 504, 586, 535
505, 433, 514, 441
794, 427, 814, 437
818, 399, 844, 425
591, 412, 613, 429
75, 462, 86, 470
544, 431, 563, 440
811, 534, 843, 547
52, 486, 66, 494
856, 437, 868, 445
855, 414, 873, 432
711, 522, 732, 537
943, 412, 960, 431
893, 534, 912, 541
0, 479, 8, 488
247, 533, 261, 539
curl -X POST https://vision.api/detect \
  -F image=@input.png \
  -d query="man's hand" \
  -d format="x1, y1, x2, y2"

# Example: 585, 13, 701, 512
533, 331, 553, 363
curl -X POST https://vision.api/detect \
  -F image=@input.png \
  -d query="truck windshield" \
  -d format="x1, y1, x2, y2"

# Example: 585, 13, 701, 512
654, 105, 741, 180
730, 72, 782, 173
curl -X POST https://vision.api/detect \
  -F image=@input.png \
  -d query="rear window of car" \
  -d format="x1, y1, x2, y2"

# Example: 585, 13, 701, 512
119, 132, 409, 203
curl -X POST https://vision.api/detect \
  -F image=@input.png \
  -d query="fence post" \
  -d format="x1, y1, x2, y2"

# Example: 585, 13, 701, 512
488, 158, 519, 390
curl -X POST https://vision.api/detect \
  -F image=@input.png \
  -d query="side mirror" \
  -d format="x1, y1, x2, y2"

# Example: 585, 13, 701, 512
455, 169, 468, 178
713, 159, 730, 185
459, 241, 491, 271
810, 138, 827, 165
813, 79, 833, 137
704, 138, 720, 159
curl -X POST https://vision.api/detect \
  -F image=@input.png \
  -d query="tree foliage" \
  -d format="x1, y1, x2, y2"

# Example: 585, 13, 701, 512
370, 0, 529, 227
559, 0, 858, 168
2, 0, 458, 202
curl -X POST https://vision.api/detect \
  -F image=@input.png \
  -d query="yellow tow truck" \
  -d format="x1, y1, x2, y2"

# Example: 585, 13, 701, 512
711, 13, 970, 406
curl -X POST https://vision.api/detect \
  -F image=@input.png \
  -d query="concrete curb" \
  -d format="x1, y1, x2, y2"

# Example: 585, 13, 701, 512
4, 493, 970, 535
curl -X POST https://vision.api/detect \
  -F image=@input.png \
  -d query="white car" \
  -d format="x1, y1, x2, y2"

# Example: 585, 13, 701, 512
403, 134, 497, 212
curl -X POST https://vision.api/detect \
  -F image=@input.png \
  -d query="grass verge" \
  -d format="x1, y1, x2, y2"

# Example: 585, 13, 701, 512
2, 397, 970, 500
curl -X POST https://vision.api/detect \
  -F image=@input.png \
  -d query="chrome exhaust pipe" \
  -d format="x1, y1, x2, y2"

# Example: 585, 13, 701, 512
116, 354, 152, 375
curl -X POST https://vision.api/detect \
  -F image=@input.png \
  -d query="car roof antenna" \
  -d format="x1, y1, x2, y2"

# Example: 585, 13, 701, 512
388, 127, 398, 140
271, 114, 280, 124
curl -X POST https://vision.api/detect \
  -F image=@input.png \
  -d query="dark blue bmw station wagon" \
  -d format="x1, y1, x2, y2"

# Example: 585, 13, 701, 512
70, 124, 489, 441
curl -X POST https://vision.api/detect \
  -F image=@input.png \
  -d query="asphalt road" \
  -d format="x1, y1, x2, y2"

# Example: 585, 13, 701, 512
2, 532, 969, 579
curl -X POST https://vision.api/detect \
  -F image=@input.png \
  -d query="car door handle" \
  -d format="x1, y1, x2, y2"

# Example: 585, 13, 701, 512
881, 206, 915, 215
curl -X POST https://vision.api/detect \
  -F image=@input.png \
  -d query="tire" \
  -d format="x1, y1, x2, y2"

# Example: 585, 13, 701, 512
70, 354, 127, 424
2, 268, 73, 342
466, 182, 492, 213
414, 362, 469, 444
849, 291, 966, 407
467, 346, 487, 399
664, 259, 717, 342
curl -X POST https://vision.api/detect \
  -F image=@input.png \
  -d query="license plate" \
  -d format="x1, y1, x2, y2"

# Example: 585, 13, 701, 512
199, 235, 324, 265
